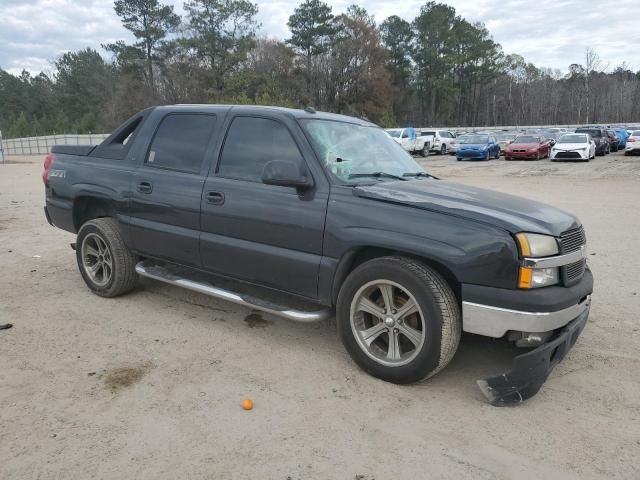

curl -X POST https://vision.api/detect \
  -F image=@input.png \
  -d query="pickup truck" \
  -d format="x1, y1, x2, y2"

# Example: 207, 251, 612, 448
384, 127, 430, 156
43, 105, 593, 405
419, 129, 458, 155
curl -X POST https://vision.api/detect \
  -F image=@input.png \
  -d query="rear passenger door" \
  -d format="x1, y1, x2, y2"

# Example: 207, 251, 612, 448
129, 113, 217, 266
199, 114, 328, 299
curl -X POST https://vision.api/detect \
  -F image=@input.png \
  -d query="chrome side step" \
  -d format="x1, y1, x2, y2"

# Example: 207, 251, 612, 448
135, 261, 332, 323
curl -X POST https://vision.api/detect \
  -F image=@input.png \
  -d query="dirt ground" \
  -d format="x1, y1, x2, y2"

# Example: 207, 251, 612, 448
1, 151, 639, 479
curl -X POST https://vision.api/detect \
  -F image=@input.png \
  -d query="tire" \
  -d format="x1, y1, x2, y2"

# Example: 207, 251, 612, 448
440, 144, 447, 155
336, 256, 461, 384
76, 217, 138, 297
536, 151, 540, 161
421, 145, 429, 157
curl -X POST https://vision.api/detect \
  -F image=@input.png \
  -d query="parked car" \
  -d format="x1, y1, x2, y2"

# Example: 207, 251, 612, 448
495, 133, 517, 154
504, 135, 552, 160
575, 128, 610, 155
624, 131, 640, 155
605, 130, 620, 152
42, 105, 593, 406
385, 127, 430, 156
420, 129, 457, 155
455, 134, 501, 161
550, 133, 595, 161
614, 128, 628, 148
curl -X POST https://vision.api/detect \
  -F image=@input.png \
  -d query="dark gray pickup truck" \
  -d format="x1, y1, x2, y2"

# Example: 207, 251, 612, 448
43, 105, 593, 405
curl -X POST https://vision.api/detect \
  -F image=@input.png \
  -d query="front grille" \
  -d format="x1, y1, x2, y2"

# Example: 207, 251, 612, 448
560, 226, 586, 254
555, 151, 581, 159
559, 226, 587, 285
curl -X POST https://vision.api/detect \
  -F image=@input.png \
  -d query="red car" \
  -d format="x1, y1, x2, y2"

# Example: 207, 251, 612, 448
504, 135, 553, 160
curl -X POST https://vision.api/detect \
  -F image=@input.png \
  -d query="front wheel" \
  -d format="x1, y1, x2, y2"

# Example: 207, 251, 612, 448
76, 218, 138, 297
440, 144, 447, 155
337, 256, 461, 384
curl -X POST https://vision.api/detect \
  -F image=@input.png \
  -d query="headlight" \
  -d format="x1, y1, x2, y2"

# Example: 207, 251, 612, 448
515, 233, 559, 257
515, 233, 560, 289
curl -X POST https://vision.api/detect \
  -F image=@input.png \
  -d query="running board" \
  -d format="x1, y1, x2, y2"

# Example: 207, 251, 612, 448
135, 261, 332, 323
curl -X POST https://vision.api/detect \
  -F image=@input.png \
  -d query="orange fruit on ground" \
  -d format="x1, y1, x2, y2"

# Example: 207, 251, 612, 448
242, 399, 253, 410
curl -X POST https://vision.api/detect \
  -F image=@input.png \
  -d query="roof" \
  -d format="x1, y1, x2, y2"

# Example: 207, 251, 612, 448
163, 104, 377, 126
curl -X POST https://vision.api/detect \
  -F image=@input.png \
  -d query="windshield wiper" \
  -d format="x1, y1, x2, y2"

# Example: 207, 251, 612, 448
402, 172, 439, 179
348, 172, 407, 181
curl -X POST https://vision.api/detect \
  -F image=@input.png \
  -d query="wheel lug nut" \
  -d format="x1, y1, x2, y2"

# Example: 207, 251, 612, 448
391, 309, 397, 314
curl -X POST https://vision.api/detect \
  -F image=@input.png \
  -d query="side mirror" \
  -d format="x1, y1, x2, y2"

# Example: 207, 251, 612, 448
262, 160, 313, 190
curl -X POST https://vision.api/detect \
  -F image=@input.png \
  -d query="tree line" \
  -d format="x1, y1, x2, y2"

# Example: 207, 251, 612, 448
1, 0, 639, 139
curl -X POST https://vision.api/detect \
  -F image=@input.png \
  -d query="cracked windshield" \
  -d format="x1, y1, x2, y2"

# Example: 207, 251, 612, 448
301, 119, 428, 183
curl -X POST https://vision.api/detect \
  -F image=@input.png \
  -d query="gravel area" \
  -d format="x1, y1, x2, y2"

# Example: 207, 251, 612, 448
1, 151, 639, 479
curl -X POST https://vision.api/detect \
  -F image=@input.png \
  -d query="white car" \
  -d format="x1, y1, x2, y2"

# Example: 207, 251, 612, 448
420, 129, 457, 155
625, 131, 640, 155
550, 133, 595, 161
385, 128, 430, 156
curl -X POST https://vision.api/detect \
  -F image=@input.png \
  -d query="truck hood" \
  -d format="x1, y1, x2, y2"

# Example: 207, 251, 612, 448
353, 179, 579, 236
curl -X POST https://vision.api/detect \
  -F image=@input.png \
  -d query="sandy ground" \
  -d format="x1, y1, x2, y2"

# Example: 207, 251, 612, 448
1, 152, 639, 479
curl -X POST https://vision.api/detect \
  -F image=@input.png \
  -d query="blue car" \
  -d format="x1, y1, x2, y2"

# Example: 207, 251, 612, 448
614, 128, 628, 148
456, 134, 501, 161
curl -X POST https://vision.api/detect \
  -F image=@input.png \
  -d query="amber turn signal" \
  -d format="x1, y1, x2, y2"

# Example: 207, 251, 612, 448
515, 233, 531, 257
518, 267, 533, 289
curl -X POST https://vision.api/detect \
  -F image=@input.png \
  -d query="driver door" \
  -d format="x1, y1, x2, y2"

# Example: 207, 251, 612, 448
199, 114, 328, 299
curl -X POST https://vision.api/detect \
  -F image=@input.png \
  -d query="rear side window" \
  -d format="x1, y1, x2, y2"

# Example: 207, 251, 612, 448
146, 114, 216, 174
217, 116, 302, 182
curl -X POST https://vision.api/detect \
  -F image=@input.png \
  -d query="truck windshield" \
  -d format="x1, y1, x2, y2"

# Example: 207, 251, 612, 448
301, 119, 427, 184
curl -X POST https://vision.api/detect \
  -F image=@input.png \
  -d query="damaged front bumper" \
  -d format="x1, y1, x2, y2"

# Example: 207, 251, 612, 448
477, 304, 590, 406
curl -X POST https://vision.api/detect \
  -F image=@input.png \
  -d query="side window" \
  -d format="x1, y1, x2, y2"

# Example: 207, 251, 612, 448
218, 116, 303, 182
146, 114, 216, 174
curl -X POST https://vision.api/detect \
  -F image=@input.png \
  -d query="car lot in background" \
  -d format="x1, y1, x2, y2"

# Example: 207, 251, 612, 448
625, 130, 640, 155
550, 133, 595, 161
504, 134, 552, 160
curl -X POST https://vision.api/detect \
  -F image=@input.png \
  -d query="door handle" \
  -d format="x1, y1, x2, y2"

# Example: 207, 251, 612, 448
205, 191, 225, 205
137, 181, 153, 194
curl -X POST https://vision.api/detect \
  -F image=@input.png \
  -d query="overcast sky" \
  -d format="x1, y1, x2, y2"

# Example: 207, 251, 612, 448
1, 0, 639, 76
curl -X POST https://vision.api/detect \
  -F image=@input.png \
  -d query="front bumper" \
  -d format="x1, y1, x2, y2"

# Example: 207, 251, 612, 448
551, 149, 589, 160
478, 307, 589, 406
505, 151, 538, 159
457, 150, 488, 160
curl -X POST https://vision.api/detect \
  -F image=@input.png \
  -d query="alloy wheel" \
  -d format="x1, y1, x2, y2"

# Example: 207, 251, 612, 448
350, 280, 426, 367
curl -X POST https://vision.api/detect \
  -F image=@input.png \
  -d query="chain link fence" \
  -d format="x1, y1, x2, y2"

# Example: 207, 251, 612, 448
0, 133, 109, 158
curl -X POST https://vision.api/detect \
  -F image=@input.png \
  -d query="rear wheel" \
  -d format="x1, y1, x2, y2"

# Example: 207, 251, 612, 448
440, 144, 447, 155
76, 218, 138, 297
337, 256, 461, 384
421, 145, 429, 157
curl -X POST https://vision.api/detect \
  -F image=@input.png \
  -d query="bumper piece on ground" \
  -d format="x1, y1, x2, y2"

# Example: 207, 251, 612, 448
477, 308, 589, 406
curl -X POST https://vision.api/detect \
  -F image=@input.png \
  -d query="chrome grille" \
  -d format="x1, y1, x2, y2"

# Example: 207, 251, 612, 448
560, 227, 587, 285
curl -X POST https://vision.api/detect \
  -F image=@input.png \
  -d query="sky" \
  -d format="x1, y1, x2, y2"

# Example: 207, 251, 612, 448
1, 0, 639, 76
